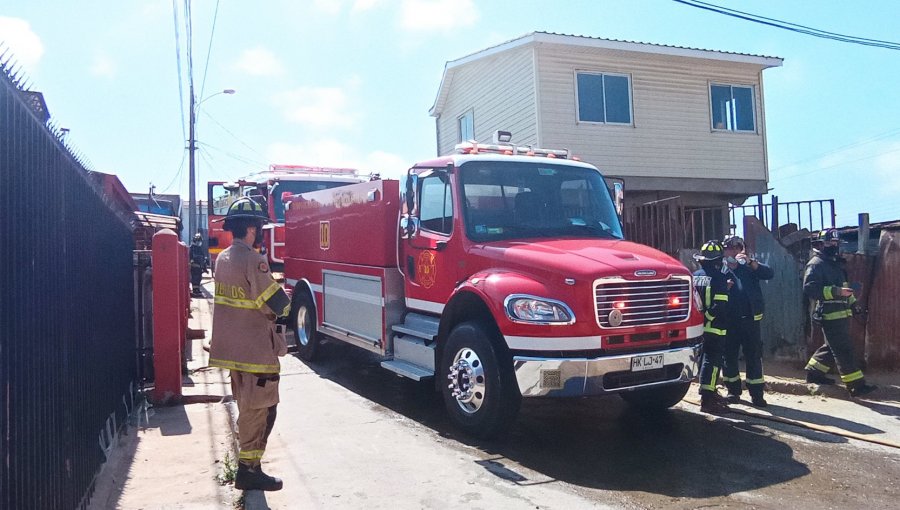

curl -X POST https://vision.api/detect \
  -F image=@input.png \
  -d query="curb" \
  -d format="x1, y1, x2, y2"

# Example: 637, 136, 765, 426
763, 376, 900, 402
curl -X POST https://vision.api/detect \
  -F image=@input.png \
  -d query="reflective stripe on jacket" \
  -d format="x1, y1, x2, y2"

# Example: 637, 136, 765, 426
803, 251, 856, 322
693, 268, 731, 336
209, 239, 291, 374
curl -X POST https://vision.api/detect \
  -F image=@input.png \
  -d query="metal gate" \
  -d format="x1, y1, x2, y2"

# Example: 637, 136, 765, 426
1, 61, 138, 508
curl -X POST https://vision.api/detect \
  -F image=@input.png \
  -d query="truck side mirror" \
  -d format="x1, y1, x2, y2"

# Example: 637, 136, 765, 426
613, 182, 624, 217
405, 172, 415, 214
400, 215, 420, 239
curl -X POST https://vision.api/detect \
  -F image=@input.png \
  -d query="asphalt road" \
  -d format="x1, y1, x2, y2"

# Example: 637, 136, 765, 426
254, 339, 900, 510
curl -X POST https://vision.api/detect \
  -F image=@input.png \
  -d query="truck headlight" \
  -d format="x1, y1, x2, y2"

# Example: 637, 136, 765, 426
504, 295, 575, 324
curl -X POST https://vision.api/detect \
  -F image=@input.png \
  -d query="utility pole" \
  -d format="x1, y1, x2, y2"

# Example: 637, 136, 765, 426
188, 79, 197, 242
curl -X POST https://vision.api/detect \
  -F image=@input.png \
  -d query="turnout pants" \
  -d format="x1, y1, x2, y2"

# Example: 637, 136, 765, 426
723, 317, 765, 398
190, 266, 203, 290
231, 370, 280, 467
806, 318, 866, 388
698, 332, 726, 396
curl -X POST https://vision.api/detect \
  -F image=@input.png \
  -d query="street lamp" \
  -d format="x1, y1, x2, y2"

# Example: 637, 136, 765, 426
188, 88, 235, 242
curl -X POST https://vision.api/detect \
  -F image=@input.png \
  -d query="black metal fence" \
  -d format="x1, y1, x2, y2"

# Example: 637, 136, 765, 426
1, 62, 137, 508
731, 195, 836, 238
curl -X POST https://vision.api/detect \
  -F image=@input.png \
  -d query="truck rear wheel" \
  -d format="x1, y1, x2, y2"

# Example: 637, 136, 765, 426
290, 291, 320, 361
619, 382, 691, 412
441, 321, 521, 439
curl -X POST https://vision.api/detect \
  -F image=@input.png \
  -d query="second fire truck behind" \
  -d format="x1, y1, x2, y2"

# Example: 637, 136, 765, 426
282, 139, 705, 437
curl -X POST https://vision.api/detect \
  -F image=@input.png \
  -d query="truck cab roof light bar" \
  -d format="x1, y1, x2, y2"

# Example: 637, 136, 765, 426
267, 164, 359, 175
454, 141, 573, 160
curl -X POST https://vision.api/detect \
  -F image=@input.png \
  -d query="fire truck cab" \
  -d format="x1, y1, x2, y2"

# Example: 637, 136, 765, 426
283, 138, 704, 438
207, 165, 364, 272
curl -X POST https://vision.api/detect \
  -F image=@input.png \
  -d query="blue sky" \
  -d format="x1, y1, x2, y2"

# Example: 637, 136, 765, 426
2, 0, 899, 227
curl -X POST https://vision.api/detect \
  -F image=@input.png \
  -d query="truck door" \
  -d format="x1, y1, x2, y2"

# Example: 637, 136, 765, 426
402, 169, 458, 314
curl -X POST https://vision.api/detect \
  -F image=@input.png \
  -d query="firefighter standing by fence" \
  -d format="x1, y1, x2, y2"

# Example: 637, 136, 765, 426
189, 233, 208, 297
693, 240, 733, 414
209, 197, 291, 491
803, 228, 877, 398
721, 235, 775, 407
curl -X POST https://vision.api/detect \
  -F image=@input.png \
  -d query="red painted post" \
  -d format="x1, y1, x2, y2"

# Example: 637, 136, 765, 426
151, 229, 189, 404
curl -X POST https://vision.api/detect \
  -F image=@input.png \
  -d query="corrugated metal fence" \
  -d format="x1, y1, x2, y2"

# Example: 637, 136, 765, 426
840, 230, 900, 369
0, 64, 137, 507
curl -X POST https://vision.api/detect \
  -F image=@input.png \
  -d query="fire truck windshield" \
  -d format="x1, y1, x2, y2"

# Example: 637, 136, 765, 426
271, 180, 355, 222
460, 161, 624, 242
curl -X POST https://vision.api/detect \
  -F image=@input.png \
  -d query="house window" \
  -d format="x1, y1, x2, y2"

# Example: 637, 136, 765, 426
576, 72, 632, 124
710, 84, 755, 132
458, 110, 474, 142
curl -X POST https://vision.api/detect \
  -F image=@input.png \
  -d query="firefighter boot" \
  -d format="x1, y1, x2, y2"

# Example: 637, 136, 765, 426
805, 369, 836, 385
724, 380, 742, 403
700, 393, 730, 415
235, 463, 283, 491
847, 380, 878, 398
749, 389, 767, 408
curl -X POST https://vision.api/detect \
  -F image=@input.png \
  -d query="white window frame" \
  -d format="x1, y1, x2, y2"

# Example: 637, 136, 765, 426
574, 71, 634, 126
457, 109, 474, 143
709, 83, 757, 133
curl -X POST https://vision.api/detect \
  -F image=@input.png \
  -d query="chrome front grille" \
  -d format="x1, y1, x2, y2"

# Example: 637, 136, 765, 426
594, 276, 691, 328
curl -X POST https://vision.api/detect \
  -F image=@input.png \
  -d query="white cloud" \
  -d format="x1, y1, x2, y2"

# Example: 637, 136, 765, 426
233, 47, 285, 77
90, 54, 116, 78
313, 0, 344, 16
266, 140, 406, 177
400, 0, 479, 31
351, 0, 388, 14
275, 86, 359, 129
0, 17, 44, 72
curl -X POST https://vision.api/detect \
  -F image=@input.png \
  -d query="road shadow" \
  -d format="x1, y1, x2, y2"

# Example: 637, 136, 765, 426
855, 399, 900, 420
295, 341, 811, 499
751, 402, 884, 435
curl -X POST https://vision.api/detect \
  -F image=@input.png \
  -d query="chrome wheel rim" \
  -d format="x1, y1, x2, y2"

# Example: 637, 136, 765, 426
296, 305, 311, 347
447, 347, 486, 414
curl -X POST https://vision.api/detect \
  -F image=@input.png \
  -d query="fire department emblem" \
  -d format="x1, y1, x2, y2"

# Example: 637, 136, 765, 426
417, 250, 436, 289
319, 221, 330, 250
608, 308, 624, 327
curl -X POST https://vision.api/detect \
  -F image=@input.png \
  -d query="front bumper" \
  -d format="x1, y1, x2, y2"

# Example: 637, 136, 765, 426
512, 344, 701, 397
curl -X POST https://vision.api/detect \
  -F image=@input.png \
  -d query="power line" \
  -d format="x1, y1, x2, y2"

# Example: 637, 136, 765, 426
672, 0, 900, 50
200, 110, 268, 160
771, 145, 900, 183
171, 0, 186, 142
160, 150, 188, 193
198, 0, 221, 101
197, 141, 267, 169
770, 127, 900, 175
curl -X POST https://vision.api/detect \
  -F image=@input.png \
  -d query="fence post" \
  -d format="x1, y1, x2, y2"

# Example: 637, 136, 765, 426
771, 195, 780, 238
858, 213, 870, 255
151, 229, 188, 404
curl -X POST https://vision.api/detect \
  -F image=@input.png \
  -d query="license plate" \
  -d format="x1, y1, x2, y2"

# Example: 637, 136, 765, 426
631, 354, 664, 372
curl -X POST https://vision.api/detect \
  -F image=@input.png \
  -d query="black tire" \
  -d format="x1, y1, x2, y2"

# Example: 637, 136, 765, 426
619, 382, 691, 412
441, 321, 521, 439
289, 290, 320, 361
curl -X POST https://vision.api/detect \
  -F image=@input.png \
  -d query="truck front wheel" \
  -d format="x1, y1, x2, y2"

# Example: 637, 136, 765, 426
619, 381, 691, 412
289, 291, 320, 361
441, 322, 521, 439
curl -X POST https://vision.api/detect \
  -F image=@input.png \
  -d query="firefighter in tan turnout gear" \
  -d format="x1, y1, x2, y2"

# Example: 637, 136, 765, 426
209, 197, 291, 492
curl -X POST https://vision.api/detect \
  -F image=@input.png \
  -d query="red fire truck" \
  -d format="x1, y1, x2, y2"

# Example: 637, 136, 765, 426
282, 138, 704, 438
207, 164, 364, 272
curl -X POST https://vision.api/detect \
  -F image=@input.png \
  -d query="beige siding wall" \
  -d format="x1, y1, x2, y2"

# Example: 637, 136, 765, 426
436, 47, 537, 155
535, 44, 769, 182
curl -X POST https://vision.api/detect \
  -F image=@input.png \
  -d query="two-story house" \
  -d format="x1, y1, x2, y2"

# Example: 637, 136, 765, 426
429, 32, 782, 252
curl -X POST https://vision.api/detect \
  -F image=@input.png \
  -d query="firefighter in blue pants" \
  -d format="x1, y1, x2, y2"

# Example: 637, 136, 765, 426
803, 228, 876, 398
693, 240, 733, 414
721, 235, 774, 407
